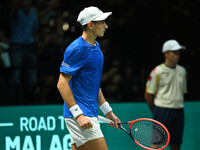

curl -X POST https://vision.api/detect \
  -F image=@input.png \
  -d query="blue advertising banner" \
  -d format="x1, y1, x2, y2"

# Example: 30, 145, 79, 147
0, 105, 70, 150
0, 102, 199, 150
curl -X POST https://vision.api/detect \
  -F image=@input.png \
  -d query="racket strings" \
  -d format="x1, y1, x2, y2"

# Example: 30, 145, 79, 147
131, 120, 168, 149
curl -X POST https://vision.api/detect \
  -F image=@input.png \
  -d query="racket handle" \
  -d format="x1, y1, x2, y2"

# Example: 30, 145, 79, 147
98, 115, 114, 123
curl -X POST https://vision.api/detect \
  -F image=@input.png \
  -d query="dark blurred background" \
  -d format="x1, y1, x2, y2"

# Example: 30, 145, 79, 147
0, 0, 199, 105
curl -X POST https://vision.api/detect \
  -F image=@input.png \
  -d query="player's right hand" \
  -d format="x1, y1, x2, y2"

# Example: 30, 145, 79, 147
106, 111, 121, 129
76, 114, 93, 130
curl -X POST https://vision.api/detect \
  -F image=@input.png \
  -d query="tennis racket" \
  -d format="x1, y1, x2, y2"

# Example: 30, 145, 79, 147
98, 115, 170, 150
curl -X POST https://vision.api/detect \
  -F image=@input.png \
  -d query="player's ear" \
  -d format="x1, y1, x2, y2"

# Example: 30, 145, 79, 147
87, 22, 94, 29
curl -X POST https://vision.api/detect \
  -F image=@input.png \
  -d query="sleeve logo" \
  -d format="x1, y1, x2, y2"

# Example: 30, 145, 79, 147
61, 62, 70, 68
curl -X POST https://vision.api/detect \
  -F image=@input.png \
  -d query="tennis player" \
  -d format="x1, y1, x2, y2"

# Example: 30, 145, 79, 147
57, 6, 120, 150
144, 39, 187, 150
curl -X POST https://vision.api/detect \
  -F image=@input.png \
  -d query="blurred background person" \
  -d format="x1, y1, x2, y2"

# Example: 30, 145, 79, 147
31, 0, 60, 29
144, 40, 187, 150
0, 0, 199, 105
9, 0, 38, 104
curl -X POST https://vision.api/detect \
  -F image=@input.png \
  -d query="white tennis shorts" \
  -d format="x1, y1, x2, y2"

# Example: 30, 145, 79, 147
64, 117, 104, 147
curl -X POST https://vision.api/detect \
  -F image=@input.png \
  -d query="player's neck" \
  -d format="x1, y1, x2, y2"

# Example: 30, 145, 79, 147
81, 31, 96, 46
164, 61, 176, 69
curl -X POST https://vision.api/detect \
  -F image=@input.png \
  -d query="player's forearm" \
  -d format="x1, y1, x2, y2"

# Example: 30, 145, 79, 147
98, 88, 107, 106
57, 78, 84, 119
98, 88, 113, 116
144, 93, 154, 112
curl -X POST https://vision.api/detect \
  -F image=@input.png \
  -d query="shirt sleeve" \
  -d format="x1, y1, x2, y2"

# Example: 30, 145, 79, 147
145, 69, 160, 94
60, 48, 84, 76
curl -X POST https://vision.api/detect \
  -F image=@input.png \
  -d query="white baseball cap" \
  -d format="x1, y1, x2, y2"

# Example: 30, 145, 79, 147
77, 6, 112, 26
162, 39, 186, 53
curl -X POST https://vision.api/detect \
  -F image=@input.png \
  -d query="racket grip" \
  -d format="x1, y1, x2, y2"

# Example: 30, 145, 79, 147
98, 115, 114, 123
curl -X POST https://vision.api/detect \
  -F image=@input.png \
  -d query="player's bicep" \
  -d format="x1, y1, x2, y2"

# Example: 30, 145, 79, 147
144, 92, 154, 99
144, 92, 154, 104
57, 73, 72, 89
60, 72, 72, 82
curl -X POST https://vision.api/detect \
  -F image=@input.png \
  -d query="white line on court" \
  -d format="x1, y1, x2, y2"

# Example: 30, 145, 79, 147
0, 123, 14, 127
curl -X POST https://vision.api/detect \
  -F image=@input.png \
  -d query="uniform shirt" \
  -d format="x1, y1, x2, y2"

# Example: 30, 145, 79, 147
10, 9, 38, 44
60, 37, 104, 118
145, 63, 187, 108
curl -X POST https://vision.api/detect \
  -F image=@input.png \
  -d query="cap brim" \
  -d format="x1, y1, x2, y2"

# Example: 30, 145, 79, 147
180, 45, 186, 50
93, 12, 112, 21
171, 45, 186, 51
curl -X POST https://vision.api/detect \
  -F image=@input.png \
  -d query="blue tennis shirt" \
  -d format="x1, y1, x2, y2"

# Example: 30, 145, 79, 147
60, 36, 104, 118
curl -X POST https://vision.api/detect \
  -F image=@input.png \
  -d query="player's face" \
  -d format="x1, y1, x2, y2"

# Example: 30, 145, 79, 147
165, 50, 180, 65
91, 20, 108, 37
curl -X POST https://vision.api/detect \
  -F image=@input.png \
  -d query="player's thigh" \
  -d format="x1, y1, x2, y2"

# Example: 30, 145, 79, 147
84, 137, 108, 150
